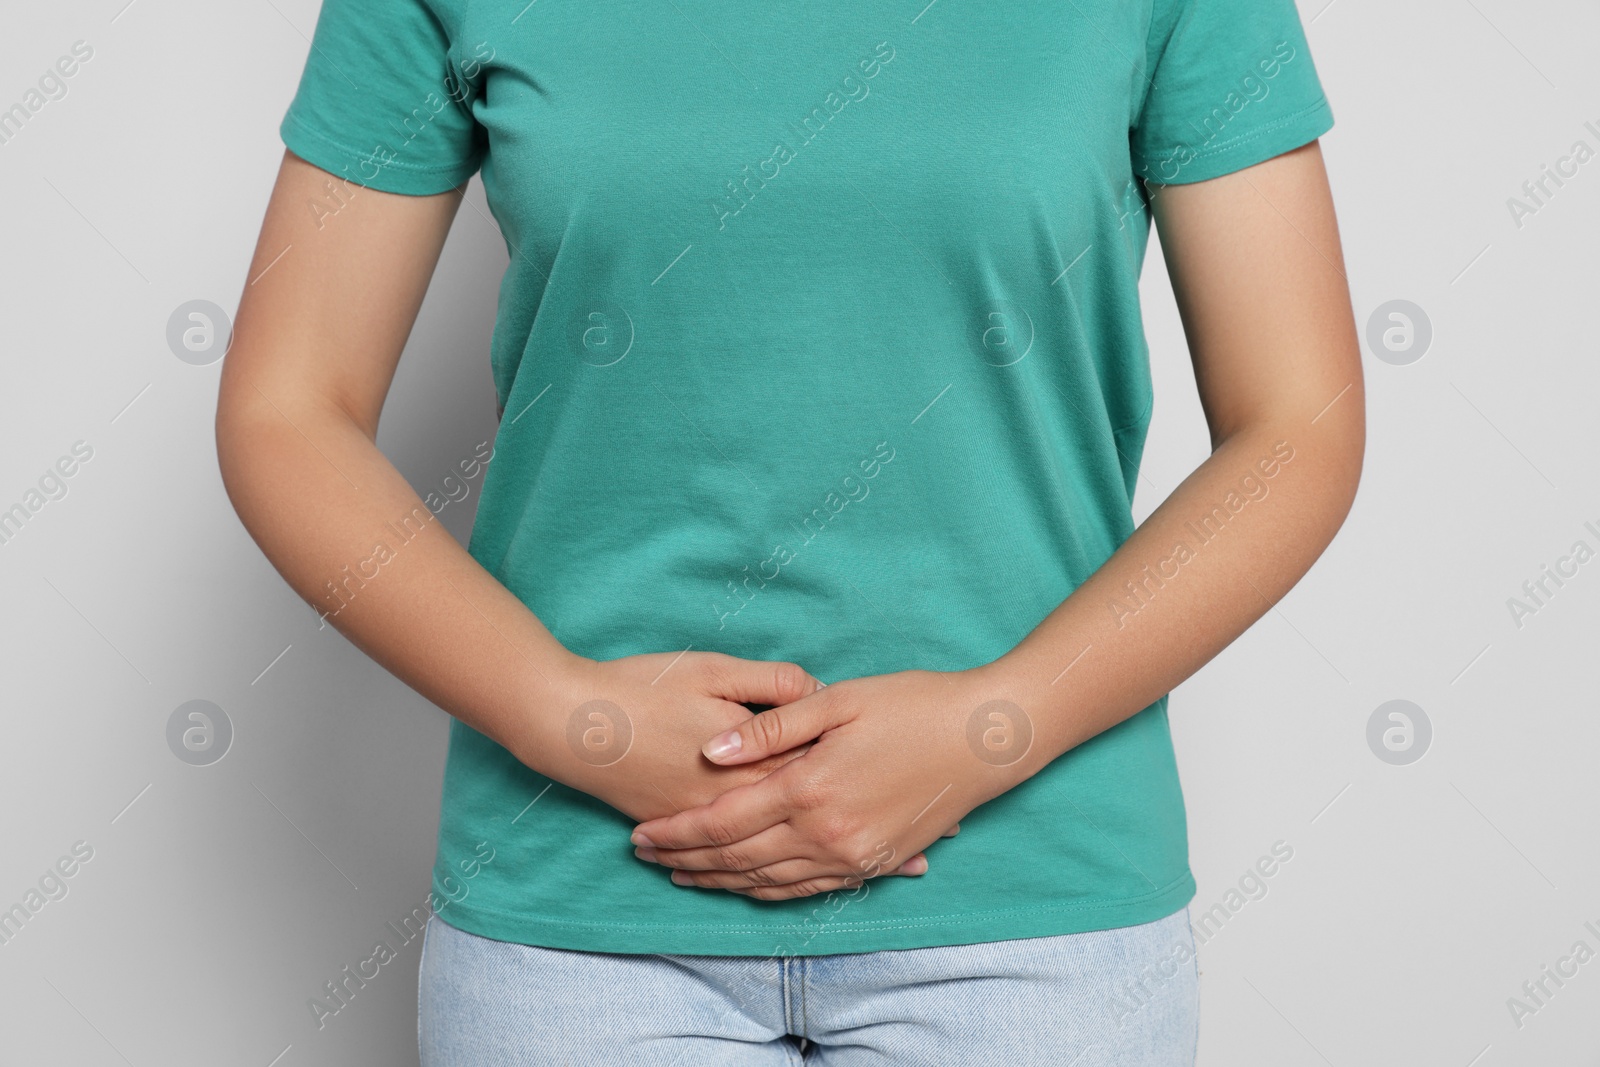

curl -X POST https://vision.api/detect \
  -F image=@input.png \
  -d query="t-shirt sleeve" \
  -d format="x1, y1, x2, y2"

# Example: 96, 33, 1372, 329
278, 0, 485, 196
1130, 0, 1334, 185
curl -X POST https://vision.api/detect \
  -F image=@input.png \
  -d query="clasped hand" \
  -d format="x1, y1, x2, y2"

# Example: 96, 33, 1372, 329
625, 665, 1030, 901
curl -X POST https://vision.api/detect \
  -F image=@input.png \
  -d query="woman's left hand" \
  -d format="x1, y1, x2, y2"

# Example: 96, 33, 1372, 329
630, 666, 1037, 899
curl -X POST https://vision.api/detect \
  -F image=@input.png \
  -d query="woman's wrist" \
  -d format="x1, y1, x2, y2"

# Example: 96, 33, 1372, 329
499, 646, 602, 780
965, 646, 1091, 783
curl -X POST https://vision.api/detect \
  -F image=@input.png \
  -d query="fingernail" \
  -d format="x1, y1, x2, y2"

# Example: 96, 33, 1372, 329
631, 831, 655, 847
634, 846, 658, 862
703, 731, 742, 760
904, 856, 929, 875
671, 871, 693, 886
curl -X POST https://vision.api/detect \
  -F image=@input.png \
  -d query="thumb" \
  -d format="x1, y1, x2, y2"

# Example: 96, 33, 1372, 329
702, 686, 845, 765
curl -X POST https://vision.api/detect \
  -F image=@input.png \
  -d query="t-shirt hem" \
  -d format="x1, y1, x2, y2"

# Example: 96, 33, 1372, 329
427, 870, 1197, 956
279, 110, 481, 196
1140, 96, 1334, 186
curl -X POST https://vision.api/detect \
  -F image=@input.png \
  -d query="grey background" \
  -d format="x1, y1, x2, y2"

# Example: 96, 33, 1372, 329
2, 1, 1597, 1064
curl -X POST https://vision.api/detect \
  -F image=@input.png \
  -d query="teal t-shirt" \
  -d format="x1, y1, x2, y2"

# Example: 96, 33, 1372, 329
281, 0, 1333, 955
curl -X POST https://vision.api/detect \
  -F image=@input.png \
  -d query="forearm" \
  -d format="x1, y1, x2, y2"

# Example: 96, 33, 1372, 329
985, 408, 1362, 771
629, 146, 1369, 895
215, 390, 586, 775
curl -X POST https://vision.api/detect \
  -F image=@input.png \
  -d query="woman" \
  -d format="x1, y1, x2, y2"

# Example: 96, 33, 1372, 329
217, 0, 1363, 1062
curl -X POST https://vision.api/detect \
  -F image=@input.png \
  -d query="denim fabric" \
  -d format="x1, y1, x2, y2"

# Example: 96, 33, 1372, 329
418, 906, 1198, 1065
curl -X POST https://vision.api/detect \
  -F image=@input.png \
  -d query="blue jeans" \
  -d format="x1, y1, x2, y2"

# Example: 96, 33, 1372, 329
418, 906, 1199, 1065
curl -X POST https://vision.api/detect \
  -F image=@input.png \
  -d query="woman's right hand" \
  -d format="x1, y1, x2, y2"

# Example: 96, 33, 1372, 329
524, 651, 825, 825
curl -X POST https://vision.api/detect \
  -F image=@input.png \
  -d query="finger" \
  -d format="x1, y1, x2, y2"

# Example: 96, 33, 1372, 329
895, 853, 930, 874
693, 653, 820, 710
632, 773, 793, 850
718, 856, 931, 899
942, 822, 961, 838
641, 823, 810, 874
701, 686, 850, 765
726, 876, 872, 901
638, 831, 934, 877
640, 831, 929, 874
636, 823, 798, 872
665, 856, 832, 888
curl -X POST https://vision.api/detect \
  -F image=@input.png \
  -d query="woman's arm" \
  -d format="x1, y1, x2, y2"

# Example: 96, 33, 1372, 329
988, 137, 1366, 753
629, 141, 1365, 898
217, 151, 825, 821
